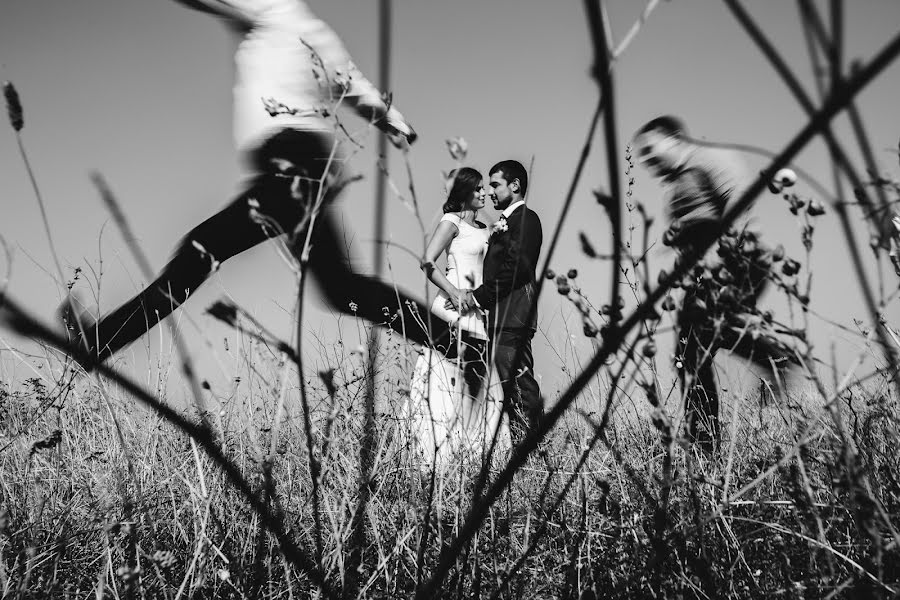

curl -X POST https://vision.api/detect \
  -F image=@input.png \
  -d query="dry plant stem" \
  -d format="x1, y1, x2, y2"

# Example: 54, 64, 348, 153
798, 0, 828, 99
723, 0, 900, 393
415, 28, 900, 600
596, 0, 624, 329
611, 0, 662, 59
0, 294, 337, 598
373, 0, 391, 278
91, 173, 212, 433
288, 135, 353, 571
292, 264, 324, 566
800, 0, 892, 281
345, 326, 378, 597
14, 126, 98, 373
14, 135, 66, 290
263, 353, 292, 516
830, 1, 843, 86
352, 8, 393, 587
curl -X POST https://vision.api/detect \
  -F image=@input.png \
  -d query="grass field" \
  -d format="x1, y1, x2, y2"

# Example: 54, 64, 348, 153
1, 329, 898, 599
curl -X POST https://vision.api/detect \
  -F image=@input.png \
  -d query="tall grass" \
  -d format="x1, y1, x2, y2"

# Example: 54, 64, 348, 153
1, 334, 898, 598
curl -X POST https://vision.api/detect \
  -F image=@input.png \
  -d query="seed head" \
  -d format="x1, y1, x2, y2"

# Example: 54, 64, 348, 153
781, 259, 800, 277
806, 200, 826, 217
770, 244, 785, 262
3, 81, 23, 132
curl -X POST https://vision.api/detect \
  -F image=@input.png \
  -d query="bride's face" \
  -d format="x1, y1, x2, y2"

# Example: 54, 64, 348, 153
464, 182, 487, 212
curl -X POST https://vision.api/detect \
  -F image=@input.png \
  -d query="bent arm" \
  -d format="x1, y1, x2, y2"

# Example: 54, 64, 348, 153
171, 0, 255, 28
421, 220, 461, 299
299, 16, 414, 140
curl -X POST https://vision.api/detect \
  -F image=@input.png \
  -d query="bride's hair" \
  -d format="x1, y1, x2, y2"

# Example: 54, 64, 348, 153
442, 167, 482, 214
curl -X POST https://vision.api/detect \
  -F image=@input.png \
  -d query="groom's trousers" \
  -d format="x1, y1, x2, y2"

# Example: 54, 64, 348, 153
85, 129, 453, 363
491, 328, 542, 443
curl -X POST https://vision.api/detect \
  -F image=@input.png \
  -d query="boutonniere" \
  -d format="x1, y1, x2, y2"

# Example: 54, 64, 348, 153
490, 216, 509, 237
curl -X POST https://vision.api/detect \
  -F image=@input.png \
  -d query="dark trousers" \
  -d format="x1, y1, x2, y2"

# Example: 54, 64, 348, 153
491, 328, 542, 443
88, 129, 452, 362
444, 332, 490, 403
675, 235, 780, 449
676, 307, 721, 448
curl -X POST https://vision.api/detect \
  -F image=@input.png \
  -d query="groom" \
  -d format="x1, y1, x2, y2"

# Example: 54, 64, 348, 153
456, 160, 543, 440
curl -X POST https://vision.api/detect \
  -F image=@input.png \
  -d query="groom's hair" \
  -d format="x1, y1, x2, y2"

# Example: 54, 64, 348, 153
443, 166, 483, 213
490, 160, 528, 197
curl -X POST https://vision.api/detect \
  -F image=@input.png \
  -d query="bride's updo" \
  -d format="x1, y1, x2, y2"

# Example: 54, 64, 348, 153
442, 167, 482, 214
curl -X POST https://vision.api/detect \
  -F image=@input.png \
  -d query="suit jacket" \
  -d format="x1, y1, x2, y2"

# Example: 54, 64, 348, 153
473, 204, 543, 333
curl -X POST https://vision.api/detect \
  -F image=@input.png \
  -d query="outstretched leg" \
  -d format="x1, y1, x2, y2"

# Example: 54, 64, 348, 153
84, 174, 304, 362
304, 206, 453, 351
677, 309, 721, 449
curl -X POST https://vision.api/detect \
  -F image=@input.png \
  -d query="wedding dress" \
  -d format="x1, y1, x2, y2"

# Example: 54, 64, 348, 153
407, 214, 509, 464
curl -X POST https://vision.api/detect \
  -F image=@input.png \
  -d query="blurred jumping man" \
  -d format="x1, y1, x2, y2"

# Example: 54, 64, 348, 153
635, 115, 798, 450
63, 0, 459, 365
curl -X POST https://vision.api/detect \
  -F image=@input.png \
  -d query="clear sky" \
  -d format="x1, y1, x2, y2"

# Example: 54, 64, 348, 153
2, 1, 899, 403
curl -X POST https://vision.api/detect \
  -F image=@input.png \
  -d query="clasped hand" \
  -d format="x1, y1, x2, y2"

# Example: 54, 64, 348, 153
445, 290, 476, 315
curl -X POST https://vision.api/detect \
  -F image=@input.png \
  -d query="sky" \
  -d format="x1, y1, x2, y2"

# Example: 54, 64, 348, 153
1, 0, 899, 406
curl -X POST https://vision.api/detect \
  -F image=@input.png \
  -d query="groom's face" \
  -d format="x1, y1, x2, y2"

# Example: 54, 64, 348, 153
488, 171, 515, 211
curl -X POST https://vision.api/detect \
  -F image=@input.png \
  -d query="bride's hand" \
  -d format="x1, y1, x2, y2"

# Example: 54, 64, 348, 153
444, 288, 463, 312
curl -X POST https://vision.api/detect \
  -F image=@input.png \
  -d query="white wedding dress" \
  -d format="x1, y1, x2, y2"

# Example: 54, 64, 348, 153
407, 214, 509, 465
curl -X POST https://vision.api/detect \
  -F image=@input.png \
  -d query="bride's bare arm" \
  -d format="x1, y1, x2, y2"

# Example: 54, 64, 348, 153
421, 220, 462, 303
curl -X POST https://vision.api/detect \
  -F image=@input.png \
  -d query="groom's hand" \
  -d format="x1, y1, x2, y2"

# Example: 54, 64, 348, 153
444, 290, 474, 314
459, 291, 476, 315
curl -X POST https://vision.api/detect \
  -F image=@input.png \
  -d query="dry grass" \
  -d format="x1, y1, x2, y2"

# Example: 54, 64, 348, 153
1, 332, 899, 599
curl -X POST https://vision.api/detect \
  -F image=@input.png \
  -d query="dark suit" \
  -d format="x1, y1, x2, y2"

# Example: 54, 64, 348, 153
472, 203, 543, 440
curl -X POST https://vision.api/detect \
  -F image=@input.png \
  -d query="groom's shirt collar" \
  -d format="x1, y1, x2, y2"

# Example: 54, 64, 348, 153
501, 200, 526, 219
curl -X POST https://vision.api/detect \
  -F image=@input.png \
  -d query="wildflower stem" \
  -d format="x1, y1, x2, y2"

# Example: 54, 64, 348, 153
15, 136, 65, 289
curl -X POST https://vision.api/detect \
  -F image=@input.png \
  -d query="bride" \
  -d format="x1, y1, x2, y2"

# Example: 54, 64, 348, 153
407, 167, 508, 464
